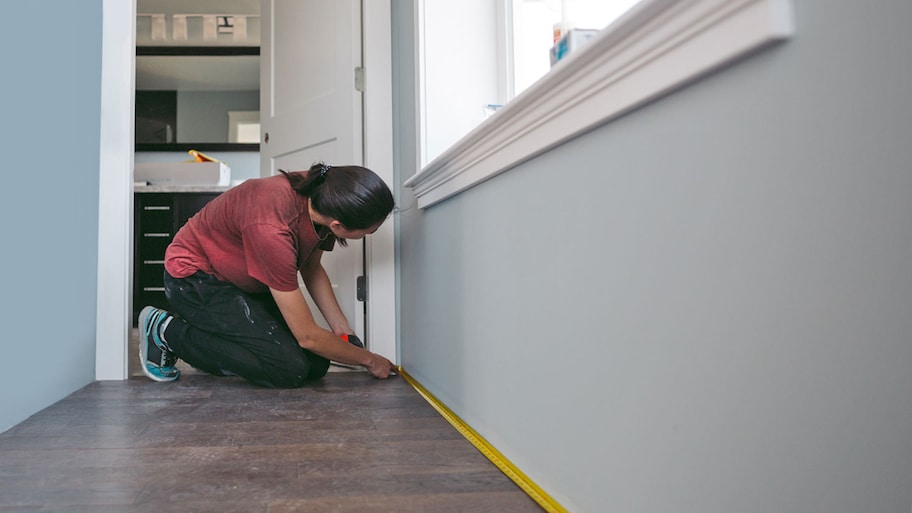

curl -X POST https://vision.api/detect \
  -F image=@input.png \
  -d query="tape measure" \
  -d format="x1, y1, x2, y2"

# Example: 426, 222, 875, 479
398, 367, 568, 513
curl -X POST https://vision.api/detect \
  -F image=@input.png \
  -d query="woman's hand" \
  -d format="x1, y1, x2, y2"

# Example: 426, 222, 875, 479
366, 352, 397, 379
270, 288, 399, 379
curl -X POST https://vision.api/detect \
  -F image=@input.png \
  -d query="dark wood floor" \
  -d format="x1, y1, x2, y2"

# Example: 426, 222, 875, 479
0, 372, 543, 513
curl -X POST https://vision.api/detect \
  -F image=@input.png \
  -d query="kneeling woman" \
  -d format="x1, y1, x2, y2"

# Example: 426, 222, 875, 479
139, 163, 397, 387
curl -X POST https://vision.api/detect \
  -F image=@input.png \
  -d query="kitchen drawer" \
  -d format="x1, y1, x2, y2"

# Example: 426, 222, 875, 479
136, 287, 168, 313
137, 234, 172, 259
139, 207, 173, 232
138, 260, 166, 288
133, 191, 222, 324
176, 193, 219, 226
138, 196, 175, 232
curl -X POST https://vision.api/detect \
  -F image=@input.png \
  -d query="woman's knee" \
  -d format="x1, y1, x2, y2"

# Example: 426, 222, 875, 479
263, 359, 313, 388
305, 353, 330, 380
263, 352, 329, 387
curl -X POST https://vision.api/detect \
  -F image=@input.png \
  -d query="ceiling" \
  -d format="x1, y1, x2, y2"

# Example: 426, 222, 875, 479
135, 55, 259, 91
136, 0, 261, 47
135, 0, 260, 91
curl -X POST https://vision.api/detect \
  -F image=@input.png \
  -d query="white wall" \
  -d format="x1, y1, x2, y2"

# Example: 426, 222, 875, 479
394, 0, 912, 511
0, 0, 103, 432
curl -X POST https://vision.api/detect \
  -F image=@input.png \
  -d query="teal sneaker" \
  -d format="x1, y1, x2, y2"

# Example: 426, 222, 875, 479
138, 306, 180, 382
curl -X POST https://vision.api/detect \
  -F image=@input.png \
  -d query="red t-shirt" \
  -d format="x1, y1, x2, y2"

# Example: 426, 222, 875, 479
165, 173, 335, 294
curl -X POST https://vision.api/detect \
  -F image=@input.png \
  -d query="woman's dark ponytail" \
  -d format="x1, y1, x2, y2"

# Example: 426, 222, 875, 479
279, 163, 328, 196
280, 162, 394, 231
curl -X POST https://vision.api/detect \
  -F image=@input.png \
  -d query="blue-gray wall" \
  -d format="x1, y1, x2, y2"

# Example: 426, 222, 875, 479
394, 0, 912, 511
0, 1, 102, 431
177, 90, 259, 143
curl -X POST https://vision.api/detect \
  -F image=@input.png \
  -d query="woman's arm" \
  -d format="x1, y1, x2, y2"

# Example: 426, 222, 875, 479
299, 249, 352, 336
269, 286, 395, 378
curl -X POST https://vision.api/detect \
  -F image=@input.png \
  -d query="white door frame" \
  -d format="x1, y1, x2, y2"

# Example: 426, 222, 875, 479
96, 0, 136, 380
96, 0, 396, 380
361, 0, 397, 361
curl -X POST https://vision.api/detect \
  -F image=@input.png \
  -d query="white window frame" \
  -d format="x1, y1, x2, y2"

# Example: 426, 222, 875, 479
405, 0, 795, 208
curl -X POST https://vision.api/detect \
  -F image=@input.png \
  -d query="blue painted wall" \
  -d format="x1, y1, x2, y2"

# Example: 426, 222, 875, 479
0, 1, 102, 431
394, 0, 912, 511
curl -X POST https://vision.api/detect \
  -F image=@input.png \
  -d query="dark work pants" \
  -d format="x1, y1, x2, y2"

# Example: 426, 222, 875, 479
163, 271, 329, 388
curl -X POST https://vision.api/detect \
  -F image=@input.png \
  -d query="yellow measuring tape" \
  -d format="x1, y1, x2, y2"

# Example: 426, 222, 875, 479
398, 367, 568, 513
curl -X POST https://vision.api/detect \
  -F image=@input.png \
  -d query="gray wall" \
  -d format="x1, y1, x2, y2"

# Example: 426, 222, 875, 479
177, 90, 259, 143
394, 0, 912, 511
0, 2, 102, 431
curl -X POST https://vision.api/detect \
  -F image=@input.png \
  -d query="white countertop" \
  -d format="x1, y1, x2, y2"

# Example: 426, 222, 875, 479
134, 183, 233, 193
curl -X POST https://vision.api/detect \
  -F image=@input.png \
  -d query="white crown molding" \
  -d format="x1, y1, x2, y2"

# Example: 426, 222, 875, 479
404, 0, 795, 208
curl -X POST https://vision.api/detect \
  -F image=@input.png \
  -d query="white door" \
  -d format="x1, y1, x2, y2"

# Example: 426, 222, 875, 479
260, 0, 366, 339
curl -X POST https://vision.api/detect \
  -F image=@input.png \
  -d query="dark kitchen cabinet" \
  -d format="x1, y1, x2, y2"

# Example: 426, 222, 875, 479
133, 192, 221, 324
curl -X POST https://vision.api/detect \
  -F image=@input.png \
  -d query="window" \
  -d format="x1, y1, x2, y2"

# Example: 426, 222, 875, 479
228, 110, 260, 143
512, 0, 641, 96
407, 0, 795, 208
417, 0, 640, 167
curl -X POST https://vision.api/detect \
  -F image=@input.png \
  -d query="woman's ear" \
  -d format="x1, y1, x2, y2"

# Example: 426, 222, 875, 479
328, 219, 345, 231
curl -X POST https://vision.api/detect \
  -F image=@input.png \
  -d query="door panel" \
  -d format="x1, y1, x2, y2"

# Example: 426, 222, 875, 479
261, 0, 363, 173
261, 0, 365, 339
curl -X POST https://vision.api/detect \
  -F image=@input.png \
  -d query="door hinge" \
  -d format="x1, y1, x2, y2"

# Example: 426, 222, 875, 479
356, 275, 366, 302
354, 66, 365, 92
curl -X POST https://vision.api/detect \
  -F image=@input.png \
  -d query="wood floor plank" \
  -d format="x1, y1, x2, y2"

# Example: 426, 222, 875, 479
268, 492, 544, 513
0, 373, 544, 512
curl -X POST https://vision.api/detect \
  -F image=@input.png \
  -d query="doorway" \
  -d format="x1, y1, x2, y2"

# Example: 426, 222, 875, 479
96, 0, 396, 380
